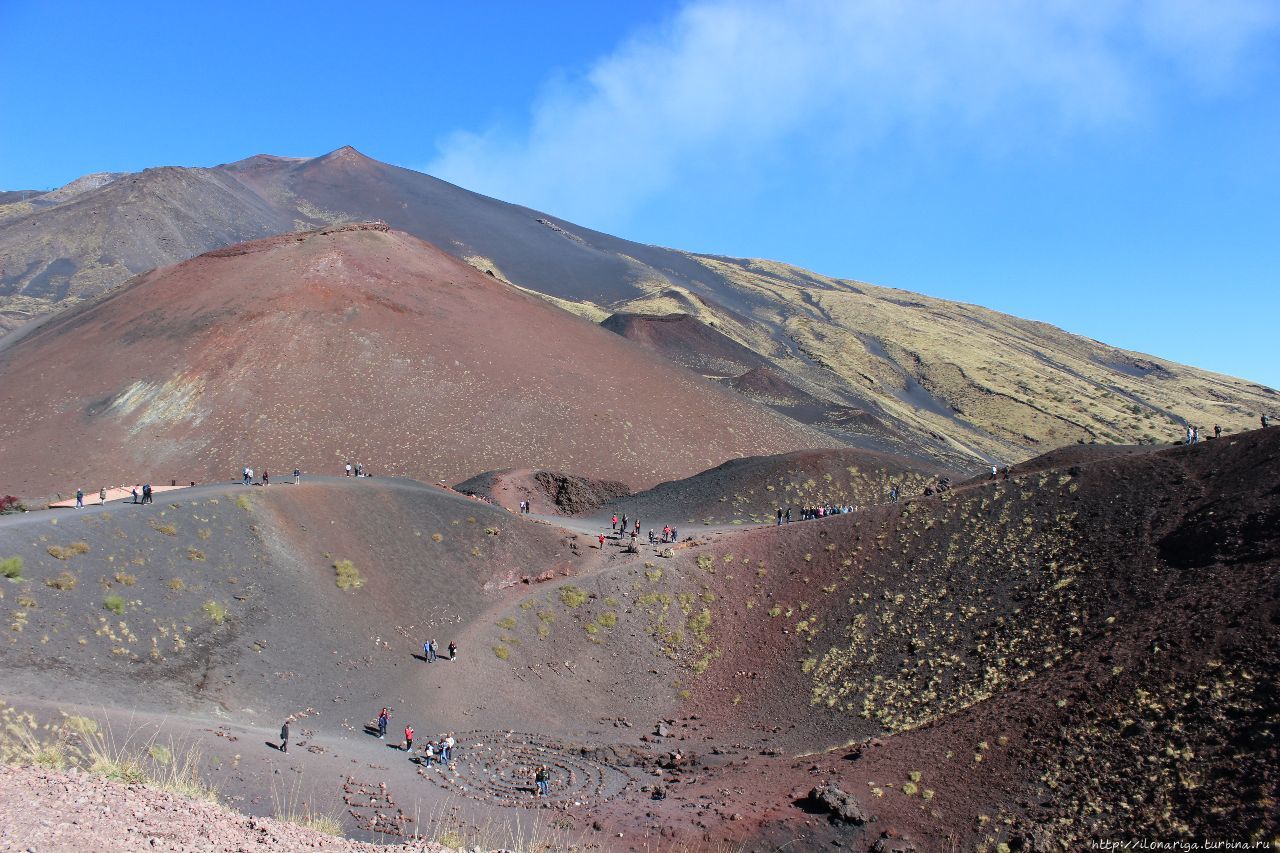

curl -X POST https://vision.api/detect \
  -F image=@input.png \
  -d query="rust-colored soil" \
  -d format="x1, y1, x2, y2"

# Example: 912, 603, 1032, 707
0, 224, 836, 502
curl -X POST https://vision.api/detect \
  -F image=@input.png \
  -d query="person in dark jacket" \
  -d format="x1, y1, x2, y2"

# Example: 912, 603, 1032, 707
280, 720, 290, 753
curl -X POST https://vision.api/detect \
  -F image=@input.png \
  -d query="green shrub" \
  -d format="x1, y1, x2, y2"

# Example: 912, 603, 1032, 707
103, 595, 125, 614
333, 560, 364, 591
493, 645, 510, 660
0, 556, 22, 579
202, 600, 227, 624
558, 585, 587, 608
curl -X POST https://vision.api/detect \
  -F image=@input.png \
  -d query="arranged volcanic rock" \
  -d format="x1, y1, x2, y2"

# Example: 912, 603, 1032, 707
0, 224, 836, 499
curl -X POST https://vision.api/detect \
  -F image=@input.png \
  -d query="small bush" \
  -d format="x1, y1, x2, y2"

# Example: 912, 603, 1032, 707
197, 528, 212, 540
0, 556, 22, 579
493, 645, 510, 660
150, 520, 177, 536
484, 527, 500, 536
235, 495, 251, 511
597, 611, 618, 629
186, 548, 205, 562
496, 617, 516, 630
202, 600, 227, 624
333, 560, 364, 591
902, 782, 918, 796
103, 595, 125, 614
113, 572, 137, 586
166, 578, 185, 591
47, 542, 89, 560
558, 585, 588, 608
45, 571, 78, 591
430, 533, 443, 542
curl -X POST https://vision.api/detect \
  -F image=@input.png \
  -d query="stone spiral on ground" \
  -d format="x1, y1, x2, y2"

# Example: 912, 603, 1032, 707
419, 730, 636, 808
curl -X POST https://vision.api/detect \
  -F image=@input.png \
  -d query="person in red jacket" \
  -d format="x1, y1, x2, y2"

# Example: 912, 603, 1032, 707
598, 533, 606, 550
404, 724, 414, 752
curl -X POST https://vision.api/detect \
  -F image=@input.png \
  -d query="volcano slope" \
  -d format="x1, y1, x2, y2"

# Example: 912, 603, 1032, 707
0, 432, 1276, 848
0, 223, 836, 502
4, 146, 1276, 469
592, 447, 948, 528
443, 428, 1278, 848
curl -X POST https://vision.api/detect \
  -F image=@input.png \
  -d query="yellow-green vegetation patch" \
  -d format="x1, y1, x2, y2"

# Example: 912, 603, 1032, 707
1, 556, 24, 580
430, 533, 443, 542
103, 595, 125, 615
166, 578, 185, 591
197, 528, 212, 540
493, 645, 510, 660
558, 585, 588, 608
235, 495, 251, 511
149, 520, 178, 536
186, 548, 205, 562
333, 559, 364, 591
597, 611, 618, 629
537, 610, 556, 624
645, 567, 663, 583
696, 555, 713, 571
45, 571, 77, 591
47, 542, 90, 560
113, 572, 137, 586
202, 600, 227, 624
496, 617, 516, 630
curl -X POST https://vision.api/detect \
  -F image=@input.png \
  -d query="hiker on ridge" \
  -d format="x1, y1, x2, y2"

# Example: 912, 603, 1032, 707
611, 514, 618, 533
280, 719, 290, 753
404, 724, 414, 752
1214, 424, 1222, 439
131, 485, 139, 504
448, 640, 457, 661
75, 488, 83, 508
263, 470, 269, 486
598, 533, 606, 550
377, 708, 389, 739
99, 487, 107, 506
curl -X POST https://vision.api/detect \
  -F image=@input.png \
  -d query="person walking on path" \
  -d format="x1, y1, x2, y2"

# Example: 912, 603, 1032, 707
404, 725, 414, 752
293, 467, 300, 485
1214, 424, 1222, 439
74, 488, 83, 508
99, 487, 107, 506
280, 719, 290, 753
345, 462, 352, 477
443, 734, 455, 761
263, 470, 269, 486
611, 515, 618, 533
422, 741, 435, 766
598, 533, 606, 550
355, 462, 363, 477
448, 640, 457, 661
131, 485, 139, 504
377, 708, 389, 739
535, 765, 551, 797
429, 639, 438, 662
142, 484, 153, 504
1264, 415, 1271, 429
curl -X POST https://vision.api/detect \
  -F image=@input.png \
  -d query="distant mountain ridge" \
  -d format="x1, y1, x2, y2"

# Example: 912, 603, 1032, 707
2, 146, 1274, 467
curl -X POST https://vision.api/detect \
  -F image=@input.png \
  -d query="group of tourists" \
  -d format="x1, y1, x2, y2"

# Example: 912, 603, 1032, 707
241, 466, 302, 485
775, 504, 857, 524
72, 484, 154, 508
517, 500, 533, 514
344, 462, 367, 477
604, 513, 677, 553
370, 707, 457, 766
420, 638, 458, 662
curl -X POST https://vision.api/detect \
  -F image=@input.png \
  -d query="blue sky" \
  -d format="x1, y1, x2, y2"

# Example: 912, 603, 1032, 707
2, 0, 1278, 388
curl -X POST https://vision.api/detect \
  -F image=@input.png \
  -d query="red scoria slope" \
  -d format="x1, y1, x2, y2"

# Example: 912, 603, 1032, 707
0, 223, 838, 499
